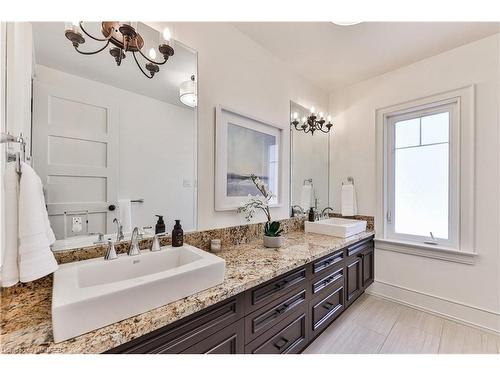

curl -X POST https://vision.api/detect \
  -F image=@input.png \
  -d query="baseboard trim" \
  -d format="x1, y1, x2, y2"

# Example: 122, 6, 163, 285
366, 280, 500, 335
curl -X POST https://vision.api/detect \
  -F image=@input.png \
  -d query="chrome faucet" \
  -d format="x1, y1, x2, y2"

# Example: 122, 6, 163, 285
150, 234, 161, 252
104, 240, 118, 260
113, 218, 124, 242
321, 207, 334, 219
128, 227, 141, 256
291, 205, 305, 217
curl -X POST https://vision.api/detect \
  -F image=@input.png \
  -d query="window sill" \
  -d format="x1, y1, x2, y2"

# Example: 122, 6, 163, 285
374, 238, 477, 265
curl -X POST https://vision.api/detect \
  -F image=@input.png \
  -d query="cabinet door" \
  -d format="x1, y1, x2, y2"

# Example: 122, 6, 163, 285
181, 320, 244, 354
345, 258, 362, 306
361, 247, 374, 289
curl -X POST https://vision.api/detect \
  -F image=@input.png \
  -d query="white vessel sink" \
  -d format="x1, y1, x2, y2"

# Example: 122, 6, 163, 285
52, 244, 225, 343
305, 218, 367, 238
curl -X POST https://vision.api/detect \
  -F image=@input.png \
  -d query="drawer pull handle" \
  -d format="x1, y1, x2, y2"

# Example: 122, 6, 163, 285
274, 279, 288, 290
273, 337, 289, 350
324, 276, 334, 284
323, 301, 335, 310
274, 303, 289, 315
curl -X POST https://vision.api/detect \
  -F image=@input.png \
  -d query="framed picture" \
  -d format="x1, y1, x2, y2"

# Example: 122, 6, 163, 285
215, 105, 283, 211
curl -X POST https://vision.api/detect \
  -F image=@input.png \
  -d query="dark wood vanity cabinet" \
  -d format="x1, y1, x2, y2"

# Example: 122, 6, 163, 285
106, 235, 374, 354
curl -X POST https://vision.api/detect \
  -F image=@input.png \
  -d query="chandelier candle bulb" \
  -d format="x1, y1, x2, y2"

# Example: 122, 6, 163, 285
64, 21, 79, 33
310, 106, 315, 114
162, 28, 172, 45
148, 48, 157, 59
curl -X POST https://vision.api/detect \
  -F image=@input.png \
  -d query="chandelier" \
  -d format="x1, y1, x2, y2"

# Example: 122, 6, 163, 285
64, 22, 174, 79
291, 107, 333, 135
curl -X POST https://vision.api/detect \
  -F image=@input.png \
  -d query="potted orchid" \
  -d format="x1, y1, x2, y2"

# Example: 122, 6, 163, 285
237, 174, 283, 248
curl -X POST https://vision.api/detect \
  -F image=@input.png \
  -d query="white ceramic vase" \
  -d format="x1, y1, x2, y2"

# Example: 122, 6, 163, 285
263, 235, 283, 248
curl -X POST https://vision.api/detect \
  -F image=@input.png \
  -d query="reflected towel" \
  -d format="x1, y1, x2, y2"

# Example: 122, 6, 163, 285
17, 162, 58, 283
118, 199, 132, 234
300, 184, 313, 210
341, 183, 357, 217
1, 163, 20, 287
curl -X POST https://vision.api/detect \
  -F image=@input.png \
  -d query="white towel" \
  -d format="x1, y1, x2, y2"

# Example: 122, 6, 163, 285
17, 162, 58, 282
341, 183, 358, 217
1, 163, 20, 287
300, 185, 313, 210
118, 199, 132, 234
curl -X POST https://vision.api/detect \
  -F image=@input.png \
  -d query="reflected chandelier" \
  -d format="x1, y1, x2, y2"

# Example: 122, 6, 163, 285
64, 21, 174, 79
291, 107, 333, 135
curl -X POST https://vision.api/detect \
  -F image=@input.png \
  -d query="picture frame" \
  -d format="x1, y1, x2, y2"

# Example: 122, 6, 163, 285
215, 105, 283, 211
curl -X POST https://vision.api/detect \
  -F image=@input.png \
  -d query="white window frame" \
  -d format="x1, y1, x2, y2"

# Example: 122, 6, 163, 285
375, 86, 476, 263
386, 101, 459, 248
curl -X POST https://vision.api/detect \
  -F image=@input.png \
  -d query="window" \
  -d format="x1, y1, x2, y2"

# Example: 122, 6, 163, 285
385, 101, 459, 248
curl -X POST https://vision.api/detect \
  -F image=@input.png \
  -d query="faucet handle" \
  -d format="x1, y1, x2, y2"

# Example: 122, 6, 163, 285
91, 232, 106, 244
128, 227, 141, 256
151, 234, 161, 252
104, 240, 118, 260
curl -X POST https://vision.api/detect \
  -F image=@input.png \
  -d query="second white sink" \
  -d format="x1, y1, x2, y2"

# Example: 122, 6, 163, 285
52, 244, 225, 343
305, 217, 367, 238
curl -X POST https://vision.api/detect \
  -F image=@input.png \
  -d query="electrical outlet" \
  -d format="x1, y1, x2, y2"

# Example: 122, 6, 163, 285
72, 217, 83, 233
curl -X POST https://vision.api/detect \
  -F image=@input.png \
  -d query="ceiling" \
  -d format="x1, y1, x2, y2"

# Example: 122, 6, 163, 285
233, 22, 500, 92
32, 22, 197, 108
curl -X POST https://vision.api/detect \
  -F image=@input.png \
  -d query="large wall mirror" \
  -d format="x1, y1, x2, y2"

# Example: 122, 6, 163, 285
26, 22, 198, 250
290, 101, 330, 216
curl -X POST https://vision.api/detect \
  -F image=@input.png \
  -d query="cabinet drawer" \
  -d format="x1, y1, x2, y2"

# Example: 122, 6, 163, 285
312, 250, 344, 276
311, 265, 343, 295
245, 310, 308, 354
245, 287, 307, 344
347, 237, 373, 257
106, 294, 244, 354
180, 320, 244, 354
310, 281, 344, 337
245, 267, 307, 312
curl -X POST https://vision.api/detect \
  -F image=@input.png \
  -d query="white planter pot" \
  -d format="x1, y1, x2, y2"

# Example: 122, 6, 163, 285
263, 235, 283, 248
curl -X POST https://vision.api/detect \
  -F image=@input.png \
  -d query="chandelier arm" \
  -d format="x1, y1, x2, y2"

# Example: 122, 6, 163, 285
79, 22, 110, 42
137, 48, 168, 65
132, 51, 154, 79
74, 40, 110, 55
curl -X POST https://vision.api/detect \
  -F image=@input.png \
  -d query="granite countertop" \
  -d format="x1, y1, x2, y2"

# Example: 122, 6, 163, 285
1, 230, 374, 354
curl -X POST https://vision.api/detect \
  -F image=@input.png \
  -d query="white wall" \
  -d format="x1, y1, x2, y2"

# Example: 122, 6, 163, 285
151, 22, 329, 230
329, 34, 500, 330
34, 65, 197, 236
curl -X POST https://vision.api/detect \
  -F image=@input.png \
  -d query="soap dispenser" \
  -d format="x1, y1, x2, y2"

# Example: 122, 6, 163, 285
308, 207, 315, 222
171, 220, 184, 247
155, 215, 166, 234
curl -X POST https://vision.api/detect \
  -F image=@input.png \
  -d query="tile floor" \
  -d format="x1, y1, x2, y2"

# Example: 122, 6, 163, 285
304, 294, 500, 354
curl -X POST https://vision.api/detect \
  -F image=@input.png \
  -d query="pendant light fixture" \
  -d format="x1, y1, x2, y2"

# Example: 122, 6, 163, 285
179, 75, 197, 107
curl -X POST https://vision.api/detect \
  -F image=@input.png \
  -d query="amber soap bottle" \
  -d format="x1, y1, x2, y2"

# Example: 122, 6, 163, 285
171, 220, 184, 247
